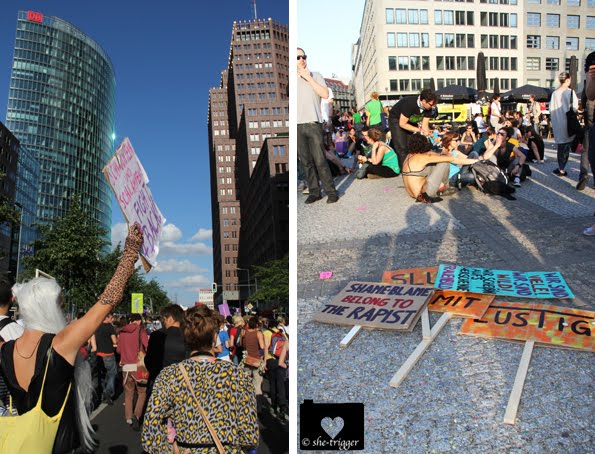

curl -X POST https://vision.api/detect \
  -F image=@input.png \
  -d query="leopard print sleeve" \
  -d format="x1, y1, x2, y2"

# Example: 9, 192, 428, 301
98, 223, 143, 308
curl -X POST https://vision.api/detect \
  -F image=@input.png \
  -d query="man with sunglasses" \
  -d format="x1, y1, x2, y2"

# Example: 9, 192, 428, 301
482, 127, 525, 187
297, 48, 339, 204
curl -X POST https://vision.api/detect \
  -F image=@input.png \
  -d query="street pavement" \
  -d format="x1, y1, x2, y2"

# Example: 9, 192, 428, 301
297, 143, 595, 453
90, 379, 288, 453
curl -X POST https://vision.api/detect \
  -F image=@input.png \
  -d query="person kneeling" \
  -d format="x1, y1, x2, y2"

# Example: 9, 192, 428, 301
402, 133, 478, 203
356, 127, 400, 179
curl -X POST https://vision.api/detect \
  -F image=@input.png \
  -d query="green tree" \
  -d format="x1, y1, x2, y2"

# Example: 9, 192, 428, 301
22, 196, 107, 309
248, 255, 288, 303
0, 172, 20, 226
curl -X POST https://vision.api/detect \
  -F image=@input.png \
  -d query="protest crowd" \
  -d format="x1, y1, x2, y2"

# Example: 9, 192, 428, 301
297, 48, 595, 236
0, 224, 289, 453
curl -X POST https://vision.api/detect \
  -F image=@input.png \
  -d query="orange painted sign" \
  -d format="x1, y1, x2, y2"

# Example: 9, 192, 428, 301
428, 291, 494, 319
460, 302, 594, 351
382, 267, 438, 287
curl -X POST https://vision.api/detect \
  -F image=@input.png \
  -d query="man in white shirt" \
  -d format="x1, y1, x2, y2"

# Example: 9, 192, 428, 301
550, 72, 578, 177
0, 278, 22, 342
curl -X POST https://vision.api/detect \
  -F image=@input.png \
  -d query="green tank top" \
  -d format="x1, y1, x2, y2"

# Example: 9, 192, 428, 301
382, 147, 400, 174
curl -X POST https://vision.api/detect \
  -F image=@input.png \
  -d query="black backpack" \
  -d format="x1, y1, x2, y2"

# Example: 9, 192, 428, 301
471, 160, 516, 200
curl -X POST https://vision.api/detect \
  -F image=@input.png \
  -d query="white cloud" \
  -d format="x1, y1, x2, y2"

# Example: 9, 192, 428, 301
166, 274, 211, 289
160, 242, 212, 256
154, 259, 206, 273
160, 224, 183, 242
111, 223, 128, 250
191, 228, 212, 242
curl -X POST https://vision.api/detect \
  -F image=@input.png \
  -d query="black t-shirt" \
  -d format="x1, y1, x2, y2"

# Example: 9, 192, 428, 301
95, 322, 116, 354
494, 142, 516, 169
389, 96, 433, 127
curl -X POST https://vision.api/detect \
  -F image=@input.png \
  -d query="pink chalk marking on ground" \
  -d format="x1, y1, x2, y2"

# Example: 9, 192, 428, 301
356, 206, 367, 211
384, 187, 392, 192
319, 271, 333, 279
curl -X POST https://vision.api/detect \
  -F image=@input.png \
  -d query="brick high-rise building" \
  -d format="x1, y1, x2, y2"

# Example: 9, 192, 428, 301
208, 18, 289, 309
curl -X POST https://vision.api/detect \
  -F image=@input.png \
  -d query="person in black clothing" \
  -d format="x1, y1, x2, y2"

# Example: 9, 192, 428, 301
94, 313, 118, 405
143, 304, 187, 404
389, 89, 438, 169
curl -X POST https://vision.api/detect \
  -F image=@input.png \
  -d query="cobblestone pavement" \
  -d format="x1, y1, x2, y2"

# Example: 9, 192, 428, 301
297, 145, 595, 453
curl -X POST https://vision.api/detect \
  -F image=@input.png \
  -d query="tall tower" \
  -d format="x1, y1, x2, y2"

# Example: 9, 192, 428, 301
5, 11, 115, 235
208, 18, 289, 310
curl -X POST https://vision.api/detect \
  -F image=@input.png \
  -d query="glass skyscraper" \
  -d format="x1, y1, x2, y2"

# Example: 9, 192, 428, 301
5, 10, 115, 234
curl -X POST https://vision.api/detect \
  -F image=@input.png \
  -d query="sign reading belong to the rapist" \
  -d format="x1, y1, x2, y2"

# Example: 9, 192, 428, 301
312, 281, 433, 331
434, 265, 574, 299
460, 302, 594, 351
104, 138, 166, 271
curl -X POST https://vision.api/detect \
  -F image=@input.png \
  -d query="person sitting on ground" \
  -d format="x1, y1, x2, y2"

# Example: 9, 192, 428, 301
524, 127, 546, 163
443, 132, 479, 190
482, 126, 526, 187
518, 129, 544, 164
356, 127, 400, 179
402, 133, 478, 203
459, 123, 477, 154
324, 145, 352, 177
142, 305, 259, 453
0, 224, 143, 453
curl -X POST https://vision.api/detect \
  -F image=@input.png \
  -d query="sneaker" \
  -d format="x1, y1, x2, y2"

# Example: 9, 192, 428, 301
553, 169, 567, 176
513, 177, 521, 187
126, 418, 133, 426
131, 416, 141, 431
297, 180, 306, 191
302, 185, 309, 194
584, 227, 595, 236
576, 178, 588, 191
326, 194, 339, 203
304, 195, 322, 204
415, 192, 442, 204
102, 395, 114, 406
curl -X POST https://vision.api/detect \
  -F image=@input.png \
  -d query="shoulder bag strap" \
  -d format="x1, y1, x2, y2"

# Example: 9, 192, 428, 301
178, 363, 226, 454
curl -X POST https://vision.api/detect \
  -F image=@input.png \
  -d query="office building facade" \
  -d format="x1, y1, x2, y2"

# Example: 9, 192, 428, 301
353, 0, 594, 107
0, 122, 19, 275
5, 11, 115, 234
208, 18, 289, 308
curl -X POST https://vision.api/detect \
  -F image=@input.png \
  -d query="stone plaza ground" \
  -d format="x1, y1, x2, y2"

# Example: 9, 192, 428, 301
297, 144, 595, 453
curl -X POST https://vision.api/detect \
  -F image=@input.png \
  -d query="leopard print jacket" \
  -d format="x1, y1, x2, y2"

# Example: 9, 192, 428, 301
98, 224, 143, 308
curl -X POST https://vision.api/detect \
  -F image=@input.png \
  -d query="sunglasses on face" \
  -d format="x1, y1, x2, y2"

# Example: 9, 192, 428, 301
297, 55, 307, 60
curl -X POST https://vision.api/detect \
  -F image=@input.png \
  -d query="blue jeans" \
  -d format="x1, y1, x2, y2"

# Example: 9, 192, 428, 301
557, 141, 573, 171
297, 122, 337, 198
101, 355, 117, 398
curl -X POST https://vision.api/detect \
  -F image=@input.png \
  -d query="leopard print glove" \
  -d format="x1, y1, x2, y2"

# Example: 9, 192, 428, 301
98, 223, 143, 308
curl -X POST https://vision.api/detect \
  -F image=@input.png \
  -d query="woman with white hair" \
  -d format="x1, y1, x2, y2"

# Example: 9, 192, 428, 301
0, 224, 143, 453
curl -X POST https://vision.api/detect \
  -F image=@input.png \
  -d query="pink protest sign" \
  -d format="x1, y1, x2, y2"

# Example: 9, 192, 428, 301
320, 271, 333, 279
104, 138, 165, 271
218, 303, 231, 317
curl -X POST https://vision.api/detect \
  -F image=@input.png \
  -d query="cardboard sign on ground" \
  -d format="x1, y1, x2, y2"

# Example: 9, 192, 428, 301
460, 302, 594, 351
382, 267, 438, 287
435, 265, 574, 299
428, 291, 494, 319
313, 281, 433, 331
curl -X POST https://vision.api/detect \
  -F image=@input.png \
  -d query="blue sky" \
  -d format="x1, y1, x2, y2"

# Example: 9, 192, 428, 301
297, 0, 363, 81
0, 0, 289, 308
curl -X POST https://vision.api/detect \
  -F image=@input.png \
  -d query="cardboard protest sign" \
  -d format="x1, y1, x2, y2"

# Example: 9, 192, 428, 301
428, 291, 494, 319
382, 267, 438, 287
218, 303, 231, 317
104, 138, 165, 271
435, 265, 574, 299
312, 281, 433, 331
460, 302, 594, 351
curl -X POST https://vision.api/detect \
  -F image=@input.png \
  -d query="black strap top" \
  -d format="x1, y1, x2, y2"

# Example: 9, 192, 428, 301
0, 333, 79, 453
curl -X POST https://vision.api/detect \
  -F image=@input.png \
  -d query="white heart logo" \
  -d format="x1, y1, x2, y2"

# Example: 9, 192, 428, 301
320, 416, 344, 439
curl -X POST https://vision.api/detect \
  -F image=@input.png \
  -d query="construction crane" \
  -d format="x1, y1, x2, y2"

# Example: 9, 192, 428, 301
251, 0, 257, 20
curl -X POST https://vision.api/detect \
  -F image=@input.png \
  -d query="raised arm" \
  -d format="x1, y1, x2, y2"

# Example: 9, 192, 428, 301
53, 224, 143, 364
481, 136, 504, 161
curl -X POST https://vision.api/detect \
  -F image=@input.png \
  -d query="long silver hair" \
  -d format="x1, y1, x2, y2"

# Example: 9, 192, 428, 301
12, 277, 97, 452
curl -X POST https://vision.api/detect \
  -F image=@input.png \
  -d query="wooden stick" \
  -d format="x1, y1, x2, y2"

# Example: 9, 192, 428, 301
421, 308, 431, 339
340, 325, 363, 348
389, 313, 452, 388
503, 340, 535, 425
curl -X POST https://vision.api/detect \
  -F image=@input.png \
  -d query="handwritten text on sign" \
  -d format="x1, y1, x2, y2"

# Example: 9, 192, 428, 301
312, 281, 433, 331
104, 138, 165, 269
382, 266, 438, 287
460, 302, 594, 351
428, 291, 494, 319
435, 265, 574, 299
